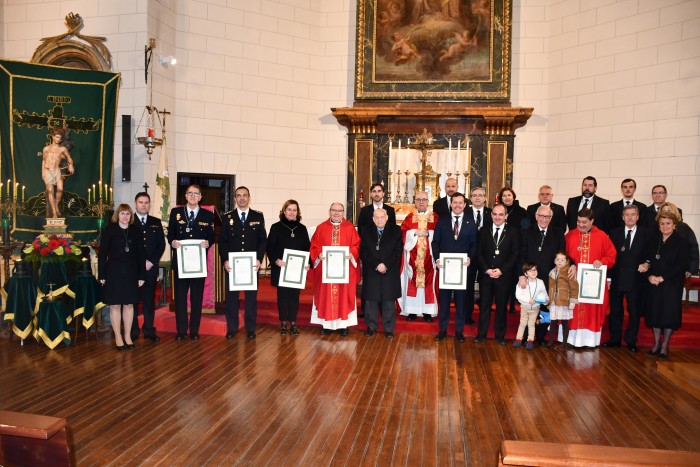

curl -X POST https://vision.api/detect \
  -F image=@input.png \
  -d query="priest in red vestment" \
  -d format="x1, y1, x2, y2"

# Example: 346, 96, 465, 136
310, 202, 361, 335
565, 208, 616, 347
399, 191, 438, 320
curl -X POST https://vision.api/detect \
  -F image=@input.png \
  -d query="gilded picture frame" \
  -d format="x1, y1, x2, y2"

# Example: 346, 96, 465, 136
355, 0, 512, 101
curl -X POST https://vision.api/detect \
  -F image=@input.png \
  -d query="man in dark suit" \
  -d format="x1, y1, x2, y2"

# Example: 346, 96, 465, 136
357, 183, 396, 318
167, 184, 216, 341
526, 184, 567, 231
517, 205, 567, 344
131, 192, 166, 343
646, 184, 682, 228
608, 178, 647, 230
432, 177, 459, 219
566, 176, 611, 233
360, 208, 403, 338
431, 192, 478, 343
219, 186, 267, 340
604, 204, 651, 352
463, 186, 492, 324
474, 203, 521, 345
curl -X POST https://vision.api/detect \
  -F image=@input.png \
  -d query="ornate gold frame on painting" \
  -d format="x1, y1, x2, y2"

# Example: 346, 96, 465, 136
355, 0, 511, 101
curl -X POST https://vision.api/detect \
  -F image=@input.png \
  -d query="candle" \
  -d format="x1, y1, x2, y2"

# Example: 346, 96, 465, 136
398, 140, 401, 171
98, 180, 102, 199
105, 184, 108, 202
466, 137, 470, 171
110, 188, 113, 203
456, 140, 460, 173
6, 180, 9, 198
14, 182, 18, 201
21, 186, 24, 203
88, 188, 91, 204
389, 140, 393, 172
0, 183, 3, 202
147, 127, 155, 138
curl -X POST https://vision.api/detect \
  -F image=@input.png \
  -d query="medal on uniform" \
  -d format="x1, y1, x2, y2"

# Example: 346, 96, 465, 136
376, 245, 380, 250
186, 227, 190, 232
454, 234, 458, 240
291, 233, 295, 238
621, 246, 626, 252
125, 246, 130, 252
495, 249, 500, 255
655, 254, 660, 259
538, 247, 542, 251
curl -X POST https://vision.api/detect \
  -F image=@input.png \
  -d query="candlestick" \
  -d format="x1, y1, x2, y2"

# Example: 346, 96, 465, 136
110, 187, 113, 204
104, 184, 108, 202
21, 186, 24, 203
98, 181, 102, 199
0, 183, 3, 202
403, 170, 410, 203
14, 182, 18, 202
387, 170, 393, 204
6, 180, 9, 199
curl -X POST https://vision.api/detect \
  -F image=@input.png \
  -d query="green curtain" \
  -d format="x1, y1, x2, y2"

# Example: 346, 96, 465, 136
0, 60, 120, 242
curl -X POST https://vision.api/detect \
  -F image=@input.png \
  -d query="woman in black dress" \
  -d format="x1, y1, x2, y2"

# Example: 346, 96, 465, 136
658, 202, 699, 278
266, 200, 311, 336
98, 204, 146, 350
645, 211, 689, 359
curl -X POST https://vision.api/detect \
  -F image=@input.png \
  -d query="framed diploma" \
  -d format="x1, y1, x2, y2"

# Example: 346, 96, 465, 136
438, 253, 469, 290
576, 263, 607, 304
278, 248, 310, 290
228, 252, 258, 291
322, 246, 350, 284
176, 240, 208, 278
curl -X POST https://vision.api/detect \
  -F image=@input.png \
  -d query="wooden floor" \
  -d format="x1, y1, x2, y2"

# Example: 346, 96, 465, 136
1, 327, 700, 466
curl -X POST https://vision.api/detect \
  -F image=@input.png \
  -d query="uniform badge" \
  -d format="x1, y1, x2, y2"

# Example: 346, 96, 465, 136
176, 213, 181, 220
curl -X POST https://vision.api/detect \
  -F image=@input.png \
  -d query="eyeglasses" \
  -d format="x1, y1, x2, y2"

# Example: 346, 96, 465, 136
330, 209, 344, 213
415, 198, 429, 202
536, 214, 552, 219
652, 191, 666, 195
186, 192, 201, 197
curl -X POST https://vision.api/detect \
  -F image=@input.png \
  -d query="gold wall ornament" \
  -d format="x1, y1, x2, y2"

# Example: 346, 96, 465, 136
31, 13, 112, 71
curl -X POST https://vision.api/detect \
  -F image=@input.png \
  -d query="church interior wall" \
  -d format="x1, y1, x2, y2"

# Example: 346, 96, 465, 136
0, 0, 697, 233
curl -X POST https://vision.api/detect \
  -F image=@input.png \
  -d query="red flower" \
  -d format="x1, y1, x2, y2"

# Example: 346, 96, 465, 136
40, 247, 52, 256
59, 238, 68, 246
48, 239, 60, 250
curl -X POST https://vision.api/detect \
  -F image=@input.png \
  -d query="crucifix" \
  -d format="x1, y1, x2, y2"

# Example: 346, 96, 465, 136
143, 182, 149, 193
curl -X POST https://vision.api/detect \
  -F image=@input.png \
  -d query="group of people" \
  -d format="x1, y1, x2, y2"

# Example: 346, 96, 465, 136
98, 178, 698, 358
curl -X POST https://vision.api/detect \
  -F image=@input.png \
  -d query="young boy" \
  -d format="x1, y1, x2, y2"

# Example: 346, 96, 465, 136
514, 263, 549, 350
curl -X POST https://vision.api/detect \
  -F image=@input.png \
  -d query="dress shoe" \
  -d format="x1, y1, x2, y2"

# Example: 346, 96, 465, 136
465, 318, 476, 325
455, 332, 465, 343
339, 328, 349, 336
434, 332, 447, 341
146, 334, 160, 343
225, 332, 236, 340
175, 335, 185, 341
497, 339, 507, 346
320, 328, 333, 335
364, 329, 375, 337
525, 341, 534, 350
115, 345, 125, 351
512, 340, 522, 348
247, 332, 256, 340
423, 315, 433, 323
190, 334, 199, 340
627, 343, 639, 353
280, 324, 288, 335
644, 348, 660, 356
602, 340, 621, 348
290, 325, 300, 336
473, 337, 485, 343
406, 315, 417, 322
385, 332, 394, 338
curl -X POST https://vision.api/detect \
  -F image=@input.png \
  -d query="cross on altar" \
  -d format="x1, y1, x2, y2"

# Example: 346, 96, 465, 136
143, 182, 149, 193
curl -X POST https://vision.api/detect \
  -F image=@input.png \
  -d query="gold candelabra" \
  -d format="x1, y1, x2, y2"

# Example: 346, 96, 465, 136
408, 129, 444, 204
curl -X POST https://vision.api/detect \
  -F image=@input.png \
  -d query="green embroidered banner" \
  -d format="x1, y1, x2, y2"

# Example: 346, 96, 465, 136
0, 60, 120, 242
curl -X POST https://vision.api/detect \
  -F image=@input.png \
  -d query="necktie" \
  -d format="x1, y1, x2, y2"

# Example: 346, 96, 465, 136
241, 212, 246, 223
476, 210, 482, 229
541, 229, 546, 238
378, 229, 383, 237
624, 229, 632, 251
141, 217, 146, 225
189, 211, 194, 222
625, 200, 630, 206
583, 198, 590, 209
453, 216, 460, 237
494, 227, 500, 244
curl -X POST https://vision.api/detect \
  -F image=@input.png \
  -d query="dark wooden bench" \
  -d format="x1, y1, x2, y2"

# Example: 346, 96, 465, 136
499, 440, 700, 466
0, 410, 73, 466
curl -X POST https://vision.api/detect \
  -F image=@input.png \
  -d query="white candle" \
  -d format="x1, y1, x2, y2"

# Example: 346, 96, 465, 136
456, 140, 460, 173
466, 137, 470, 171
398, 140, 402, 171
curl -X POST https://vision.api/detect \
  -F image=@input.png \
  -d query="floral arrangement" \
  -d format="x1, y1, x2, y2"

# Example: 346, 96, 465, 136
23, 234, 82, 263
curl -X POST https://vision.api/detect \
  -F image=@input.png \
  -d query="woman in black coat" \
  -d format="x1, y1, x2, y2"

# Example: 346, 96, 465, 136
266, 200, 311, 336
644, 211, 689, 359
98, 204, 146, 350
499, 187, 530, 314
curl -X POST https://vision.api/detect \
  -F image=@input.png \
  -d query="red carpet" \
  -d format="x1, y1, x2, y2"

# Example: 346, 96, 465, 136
151, 277, 700, 349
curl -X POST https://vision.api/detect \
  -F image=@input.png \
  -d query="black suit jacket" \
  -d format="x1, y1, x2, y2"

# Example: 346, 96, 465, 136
465, 206, 492, 232
431, 213, 478, 261
566, 195, 611, 233
432, 196, 451, 220
519, 225, 566, 282
167, 206, 216, 273
646, 204, 683, 229
359, 223, 403, 301
219, 208, 267, 263
608, 200, 648, 231
137, 214, 166, 278
477, 224, 521, 278
526, 202, 566, 232
609, 225, 651, 292
356, 204, 396, 236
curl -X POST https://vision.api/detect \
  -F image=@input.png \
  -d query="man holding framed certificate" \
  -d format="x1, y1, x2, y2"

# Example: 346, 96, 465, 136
219, 186, 267, 340
310, 202, 360, 336
167, 184, 215, 341
431, 192, 477, 343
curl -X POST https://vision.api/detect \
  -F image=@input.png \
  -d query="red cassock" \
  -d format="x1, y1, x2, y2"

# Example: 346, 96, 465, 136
309, 219, 360, 329
399, 211, 438, 316
565, 226, 617, 347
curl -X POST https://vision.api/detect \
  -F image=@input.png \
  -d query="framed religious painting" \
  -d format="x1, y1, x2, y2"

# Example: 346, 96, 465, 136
355, 0, 512, 101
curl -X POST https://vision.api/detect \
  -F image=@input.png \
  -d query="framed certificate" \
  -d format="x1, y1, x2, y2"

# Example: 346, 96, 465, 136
322, 246, 350, 284
228, 252, 258, 291
279, 248, 310, 290
438, 253, 469, 290
577, 263, 607, 304
176, 240, 208, 278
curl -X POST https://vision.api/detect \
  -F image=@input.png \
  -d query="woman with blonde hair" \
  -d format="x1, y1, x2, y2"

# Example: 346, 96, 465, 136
98, 204, 146, 350
657, 202, 698, 277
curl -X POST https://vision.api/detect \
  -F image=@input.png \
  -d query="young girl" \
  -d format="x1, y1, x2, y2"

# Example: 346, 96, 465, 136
514, 263, 548, 350
547, 251, 579, 348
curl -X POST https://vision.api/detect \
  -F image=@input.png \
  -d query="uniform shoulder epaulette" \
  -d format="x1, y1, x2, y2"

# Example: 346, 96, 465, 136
223, 209, 235, 216
251, 208, 263, 215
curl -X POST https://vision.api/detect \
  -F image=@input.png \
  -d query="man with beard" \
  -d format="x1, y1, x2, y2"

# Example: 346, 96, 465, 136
566, 176, 611, 233
433, 177, 459, 219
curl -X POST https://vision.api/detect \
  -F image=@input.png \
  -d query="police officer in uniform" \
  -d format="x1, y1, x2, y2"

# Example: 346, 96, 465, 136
219, 186, 267, 340
130, 192, 166, 342
167, 184, 215, 340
